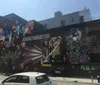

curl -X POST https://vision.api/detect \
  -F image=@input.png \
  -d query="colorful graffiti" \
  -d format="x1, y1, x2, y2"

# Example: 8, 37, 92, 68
24, 20, 34, 34
39, 28, 100, 65
11, 28, 99, 69
42, 36, 62, 65
0, 20, 35, 46
0, 20, 43, 72
1, 21, 100, 72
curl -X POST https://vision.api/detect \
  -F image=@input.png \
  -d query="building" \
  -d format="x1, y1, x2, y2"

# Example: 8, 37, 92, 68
1, 12, 100, 78
4, 13, 27, 25
0, 16, 14, 27
0, 13, 45, 72
4, 13, 46, 32
0, 16, 14, 49
39, 9, 92, 29
21, 19, 100, 78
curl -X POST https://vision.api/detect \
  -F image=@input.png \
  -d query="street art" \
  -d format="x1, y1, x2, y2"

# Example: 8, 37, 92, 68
1, 20, 100, 72
70, 28, 82, 41
0, 20, 38, 71
11, 44, 43, 71
24, 20, 34, 35
41, 36, 62, 66
39, 28, 100, 65
66, 28, 90, 64
23, 34, 50, 41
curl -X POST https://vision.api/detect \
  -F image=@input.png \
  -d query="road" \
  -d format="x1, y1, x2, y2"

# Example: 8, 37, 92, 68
52, 81, 97, 85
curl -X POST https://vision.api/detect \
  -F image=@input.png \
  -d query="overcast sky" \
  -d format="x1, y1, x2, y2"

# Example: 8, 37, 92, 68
0, 0, 100, 21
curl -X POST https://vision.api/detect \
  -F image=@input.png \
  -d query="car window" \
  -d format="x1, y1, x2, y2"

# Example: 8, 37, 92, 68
17, 75, 29, 83
42, 75, 50, 82
36, 75, 49, 84
3, 76, 17, 83
3, 75, 29, 83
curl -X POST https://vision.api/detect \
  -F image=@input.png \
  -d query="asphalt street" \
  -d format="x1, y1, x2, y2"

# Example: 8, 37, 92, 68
52, 80, 97, 85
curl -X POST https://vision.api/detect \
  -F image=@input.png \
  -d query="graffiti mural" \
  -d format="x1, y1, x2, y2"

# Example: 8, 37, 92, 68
1, 19, 100, 73
0, 20, 44, 72
24, 20, 34, 34
42, 36, 62, 65
11, 28, 100, 70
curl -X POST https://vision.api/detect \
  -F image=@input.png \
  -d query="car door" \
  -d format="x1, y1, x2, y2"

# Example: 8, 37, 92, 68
1, 76, 17, 85
36, 75, 51, 85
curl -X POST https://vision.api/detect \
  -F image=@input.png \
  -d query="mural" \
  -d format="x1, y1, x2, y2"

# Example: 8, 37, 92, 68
0, 20, 100, 72
0, 20, 42, 72
24, 20, 34, 34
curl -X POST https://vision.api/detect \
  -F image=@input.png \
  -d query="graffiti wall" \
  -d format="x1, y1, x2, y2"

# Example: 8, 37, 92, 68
15, 28, 87, 70
0, 20, 45, 72
0, 20, 100, 73
19, 27, 100, 69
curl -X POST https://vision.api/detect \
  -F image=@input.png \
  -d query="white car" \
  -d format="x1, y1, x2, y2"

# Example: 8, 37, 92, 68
0, 72, 52, 85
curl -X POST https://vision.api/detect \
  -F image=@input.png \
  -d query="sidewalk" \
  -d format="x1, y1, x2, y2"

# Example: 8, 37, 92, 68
49, 77, 99, 84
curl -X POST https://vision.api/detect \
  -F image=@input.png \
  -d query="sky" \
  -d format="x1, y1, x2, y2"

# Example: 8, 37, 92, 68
0, 0, 100, 21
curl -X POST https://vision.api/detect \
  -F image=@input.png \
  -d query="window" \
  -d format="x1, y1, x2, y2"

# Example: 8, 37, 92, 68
72, 65, 81, 70
36, 75, 49, 84
3, 75, 29, 83
2, 76, 17, 83
80, 16, 84, 23
36, 76, 44, 84
61, 20, 65, 26
42, 75, 50, 82
17, 75, 29, 83
81, 65, 90, 70
44, 24, 47, 28
71, 17, 74, 22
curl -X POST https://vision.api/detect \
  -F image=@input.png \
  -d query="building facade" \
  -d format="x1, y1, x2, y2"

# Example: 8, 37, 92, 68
4, 13, 27, 25
1, 13, 100, 78
0, 15, 45, 73
21, 19, 100, 78
39, 9, 92, 29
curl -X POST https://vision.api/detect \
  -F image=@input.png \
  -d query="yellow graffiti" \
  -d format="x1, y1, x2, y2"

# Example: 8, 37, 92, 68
41, 59, 51, 67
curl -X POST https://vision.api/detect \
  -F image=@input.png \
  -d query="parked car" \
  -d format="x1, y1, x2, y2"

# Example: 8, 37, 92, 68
0, 72, 52, 85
